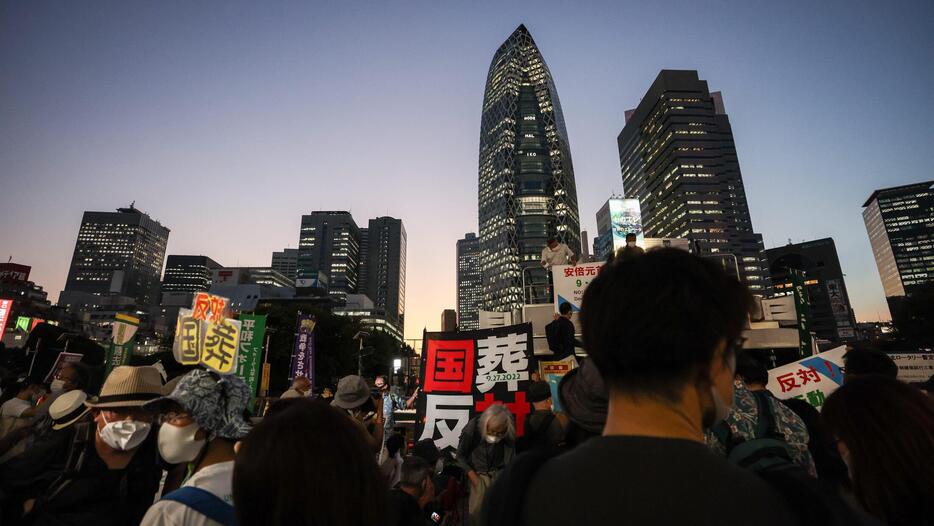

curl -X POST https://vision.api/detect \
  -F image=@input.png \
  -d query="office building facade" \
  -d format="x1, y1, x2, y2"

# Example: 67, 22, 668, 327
457, 233, 482, 330
765, 238, 858, 341
863, 181, 934, 310
360, 217, 406, 335
617, 70, 769, 293
478, 24, 581, 311
162, 255, 222, 295
296, 211, 361, 301
62, 205, 169, 307
271, 248, 299, 281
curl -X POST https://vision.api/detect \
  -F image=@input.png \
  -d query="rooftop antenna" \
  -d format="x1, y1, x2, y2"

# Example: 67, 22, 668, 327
130, 200, 136, 209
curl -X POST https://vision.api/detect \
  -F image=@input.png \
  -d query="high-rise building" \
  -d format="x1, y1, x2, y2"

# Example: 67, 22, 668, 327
441, 309, 458, 332
270, 248, 298, 281
457, 233, 482, 330
296, 211, 361, 301
61, 205, 169, 307
478, 24, 581, 311
862, 181, 934, 311
360, 217, 406, 334
162, 255, 223, 295
617, 70, 769, 293
358, 228, 370, 298
765, 238, 858, 341
592, 196, 643, 260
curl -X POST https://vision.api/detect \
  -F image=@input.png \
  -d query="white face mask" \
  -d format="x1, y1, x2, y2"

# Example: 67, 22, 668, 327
484, 434, 503, 444
626, 241, 637, 247
435, 458, 444, 474
50, 380, 67, 394
99, 413, 151, 451
158, 422, 206, 465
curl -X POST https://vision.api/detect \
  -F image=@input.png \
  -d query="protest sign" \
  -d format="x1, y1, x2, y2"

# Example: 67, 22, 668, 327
289, 314, 316, 388
15, 316, 30, 333
0, 299, 11, 337
44, 352, 83, 384
236, 314, 267, 396
172, 293, 241, 375
538, 356, 577, 413
551, 263, 604, 312
888, 352, 934, 383
767, 345, 846, 409
416, 323, 533, 451
105, 313, 139, 376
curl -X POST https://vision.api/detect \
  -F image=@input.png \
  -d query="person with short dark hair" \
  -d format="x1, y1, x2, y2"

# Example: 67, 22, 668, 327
843, 345, 898, 382
540, 237, 574, 270
519, 381, 564, 453
614, 233, 645, 261
544, 302, 581, 362
233, 399, 387, 526
381, 432, 407, 487
734, 351, 769, 389
387, 456, 435, 526
488, 249, 797, 525
822, 376, 934, 524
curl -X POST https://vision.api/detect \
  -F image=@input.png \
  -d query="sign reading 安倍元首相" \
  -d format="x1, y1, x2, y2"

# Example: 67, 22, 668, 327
551, 263, 604, 313
416, 323, 534, 452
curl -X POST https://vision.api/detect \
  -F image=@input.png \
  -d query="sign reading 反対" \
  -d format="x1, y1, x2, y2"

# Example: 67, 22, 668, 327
416, 323, 534, 452
551, 263, 604, 312
766, 346, 846, 410
172, 293, 241, 375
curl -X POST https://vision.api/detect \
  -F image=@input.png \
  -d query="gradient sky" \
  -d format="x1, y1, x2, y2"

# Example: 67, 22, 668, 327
2, 1, 932, 341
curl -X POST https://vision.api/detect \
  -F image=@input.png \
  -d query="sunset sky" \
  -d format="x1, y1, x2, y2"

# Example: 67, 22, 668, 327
2, 1, 932, 340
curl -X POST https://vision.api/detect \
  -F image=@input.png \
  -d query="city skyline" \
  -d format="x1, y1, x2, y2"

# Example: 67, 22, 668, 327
2, 2, 932, 339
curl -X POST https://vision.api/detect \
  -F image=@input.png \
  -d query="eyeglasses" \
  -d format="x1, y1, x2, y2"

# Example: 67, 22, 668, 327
158, 411, 193, 425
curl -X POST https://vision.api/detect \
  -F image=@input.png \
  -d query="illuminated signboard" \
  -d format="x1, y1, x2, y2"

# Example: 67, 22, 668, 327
608, 198, 643, 251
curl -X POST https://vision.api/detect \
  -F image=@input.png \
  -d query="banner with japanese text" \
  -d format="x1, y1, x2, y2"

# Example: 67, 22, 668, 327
538, 357, 577, 413
767, 345, 847, 410
789, 269, 813, 357
172, 293, 241, 375
0, 299, 11, 337
888, 352, 934, 383
105, 313, 139, 376
552, 263, 604, 312
15, 316, 30, 332
416, 323, 534, 452
289, 314, 316, 388
236, 314, 267, 397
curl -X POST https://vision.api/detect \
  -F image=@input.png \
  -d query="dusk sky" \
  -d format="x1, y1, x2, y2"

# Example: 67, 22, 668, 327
2, 1, 932, 341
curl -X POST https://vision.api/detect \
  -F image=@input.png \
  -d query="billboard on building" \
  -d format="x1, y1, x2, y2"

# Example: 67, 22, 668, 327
608, 199, 643, 251
0, 264, 31, 283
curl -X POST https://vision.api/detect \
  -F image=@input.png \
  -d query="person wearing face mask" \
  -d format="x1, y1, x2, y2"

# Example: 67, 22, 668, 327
483, 249, 798, 526
0, 380, 50, 440
615, 232, 645, 260
332, 375, 385, 454
140, 369, 251, 526
375, 375, 417, 447
19, 365, 163, 526
456, 403, 515, 526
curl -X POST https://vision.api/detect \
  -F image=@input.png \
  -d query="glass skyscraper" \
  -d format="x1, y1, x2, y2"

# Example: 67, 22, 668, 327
617, 70, 769, 293
478, 24, 581, 312
457, 233, 482, 330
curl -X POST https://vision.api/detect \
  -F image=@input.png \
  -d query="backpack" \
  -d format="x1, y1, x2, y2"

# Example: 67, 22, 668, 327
161, 486, 236, 526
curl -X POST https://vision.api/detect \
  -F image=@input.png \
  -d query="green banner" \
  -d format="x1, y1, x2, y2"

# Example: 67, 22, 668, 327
236, 314, 267, 398
790, 269, 813, 358
15, 316, 30, 332
105, 314, 140, 376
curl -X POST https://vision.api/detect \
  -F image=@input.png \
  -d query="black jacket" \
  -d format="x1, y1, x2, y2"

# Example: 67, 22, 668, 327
544, 317, 580, 361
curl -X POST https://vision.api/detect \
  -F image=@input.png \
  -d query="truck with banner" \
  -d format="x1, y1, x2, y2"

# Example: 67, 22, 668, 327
416, 323, 534, 451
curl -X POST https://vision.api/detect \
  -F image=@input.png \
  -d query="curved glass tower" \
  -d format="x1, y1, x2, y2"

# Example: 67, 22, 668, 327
478, 24, 581, 312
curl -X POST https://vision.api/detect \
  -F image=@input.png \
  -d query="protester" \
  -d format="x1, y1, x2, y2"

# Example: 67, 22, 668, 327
233, 399, 386, 526
707, 351, 817, 476
485, 249, 798, 525
540, 236, 574, 270
29, 362, 92, 440
332, 375, 384, 453
0, 380, 50, 440
614, 232, 645, 260
375, 375, 417, 442
387, 456, 436, 526
822, 376, 934, 525
843, 345, 898, 383
544, 302, 581, 362
381, 432, 406, 488
518, 381, 564, 452
140, 370, 252, 526
280, 375, 311, 399
456, 403, 515, 526
780, 397, 850, 491
556, 358, 607, 448
14, 366, 163, 525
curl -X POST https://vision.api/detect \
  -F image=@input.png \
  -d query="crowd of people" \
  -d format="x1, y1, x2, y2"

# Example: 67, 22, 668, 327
0, 248, 930, 525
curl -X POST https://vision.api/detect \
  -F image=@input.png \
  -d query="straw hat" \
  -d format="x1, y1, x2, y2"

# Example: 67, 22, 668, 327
50, 390, 91, 430
85, 366, 163, 409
